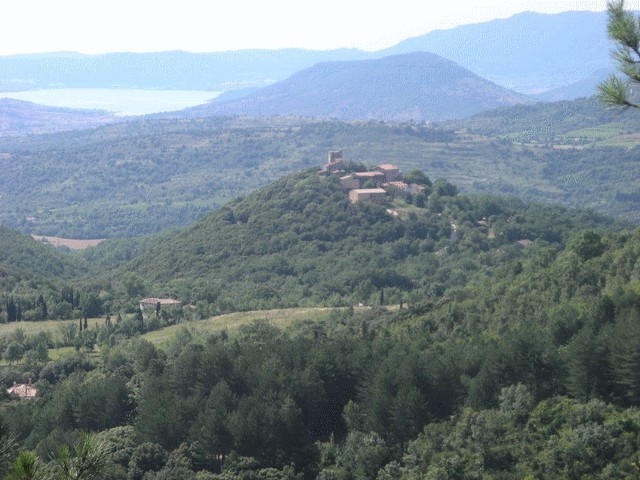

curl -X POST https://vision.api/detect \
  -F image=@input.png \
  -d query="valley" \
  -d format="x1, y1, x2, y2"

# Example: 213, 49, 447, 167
0, 101, 638, 241
0, 6, 640, 479
1, 91, 640, 479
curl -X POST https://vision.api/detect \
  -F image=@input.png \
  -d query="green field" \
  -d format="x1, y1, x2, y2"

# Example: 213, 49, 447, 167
0, 319, 80, 340
141, 307, 365, 347
0, 307, 371, 352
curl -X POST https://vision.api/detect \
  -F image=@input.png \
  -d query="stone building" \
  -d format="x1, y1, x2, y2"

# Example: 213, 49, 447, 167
349, 188, 387, 203
374, 164, 401, 183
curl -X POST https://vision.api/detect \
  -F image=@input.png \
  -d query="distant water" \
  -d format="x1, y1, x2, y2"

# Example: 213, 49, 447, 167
0, 88, 221, 116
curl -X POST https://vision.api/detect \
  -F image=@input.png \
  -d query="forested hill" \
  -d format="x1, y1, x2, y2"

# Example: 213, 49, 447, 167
185, 52, 532, 122
2, 108, 639, 240
0, 225, 84, 283
0, 225, 88, 320
444, 96, 640, 140
119, 167, 625, 313
0, 163, 627, 323
3, 168, 640, 478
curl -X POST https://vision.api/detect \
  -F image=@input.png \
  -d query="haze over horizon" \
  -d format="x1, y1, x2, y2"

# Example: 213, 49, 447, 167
3, 0, 639, 56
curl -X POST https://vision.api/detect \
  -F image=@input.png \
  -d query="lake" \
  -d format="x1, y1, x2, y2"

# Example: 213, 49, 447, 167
0, 88, 221, 116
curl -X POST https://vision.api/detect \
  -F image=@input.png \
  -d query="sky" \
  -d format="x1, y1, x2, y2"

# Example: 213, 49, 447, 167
2, 0, 640, 56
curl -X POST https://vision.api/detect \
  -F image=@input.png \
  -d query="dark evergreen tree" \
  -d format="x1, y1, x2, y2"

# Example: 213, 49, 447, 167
598, 0, 640, 108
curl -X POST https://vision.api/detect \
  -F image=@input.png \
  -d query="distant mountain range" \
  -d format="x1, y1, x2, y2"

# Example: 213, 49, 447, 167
382, 10, 612, 93
0, 11, 616, 100
178, 52, 532, 122
0, 50, 370, 92
532, 69, 614, 102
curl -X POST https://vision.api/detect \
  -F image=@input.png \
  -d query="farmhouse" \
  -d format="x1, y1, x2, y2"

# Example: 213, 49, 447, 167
7, 379, 36, 399
353, 171, 385, 186
139, 297, 182, 311
340, 174, 360, 190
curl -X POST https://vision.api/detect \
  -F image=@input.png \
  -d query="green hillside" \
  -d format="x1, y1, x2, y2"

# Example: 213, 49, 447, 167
445, 96, 640, 143
1, 102, 640, 239
117, 167, 626, 314
0, 225, 91, 321
4, 9, 640, 476
0, 163, 628, 323
0, 226, 82, 281
0, 168, 639, 477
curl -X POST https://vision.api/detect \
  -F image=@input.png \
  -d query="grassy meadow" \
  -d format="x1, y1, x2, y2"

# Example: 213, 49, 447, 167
141, 307, 361, 347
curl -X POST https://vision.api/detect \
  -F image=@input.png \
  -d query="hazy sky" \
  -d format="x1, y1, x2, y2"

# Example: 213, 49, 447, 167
2, 0, 639, 56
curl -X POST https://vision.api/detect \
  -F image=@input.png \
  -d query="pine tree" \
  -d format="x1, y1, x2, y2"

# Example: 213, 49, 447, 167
597, 0, 640, 108
6, 298, 16, 323
49, 434, 109, 480
6, 451, 39, 480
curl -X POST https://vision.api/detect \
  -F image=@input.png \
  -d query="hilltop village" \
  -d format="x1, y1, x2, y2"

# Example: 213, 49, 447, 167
318, 149, 425, 203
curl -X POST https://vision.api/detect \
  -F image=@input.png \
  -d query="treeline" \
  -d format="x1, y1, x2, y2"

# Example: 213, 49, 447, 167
1, 287, 104, 323
0, 306, 175, 367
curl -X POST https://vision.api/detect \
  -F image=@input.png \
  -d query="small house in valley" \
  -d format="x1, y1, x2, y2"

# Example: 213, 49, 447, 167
139, 297, 182, 311
7, 379, 36, 399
